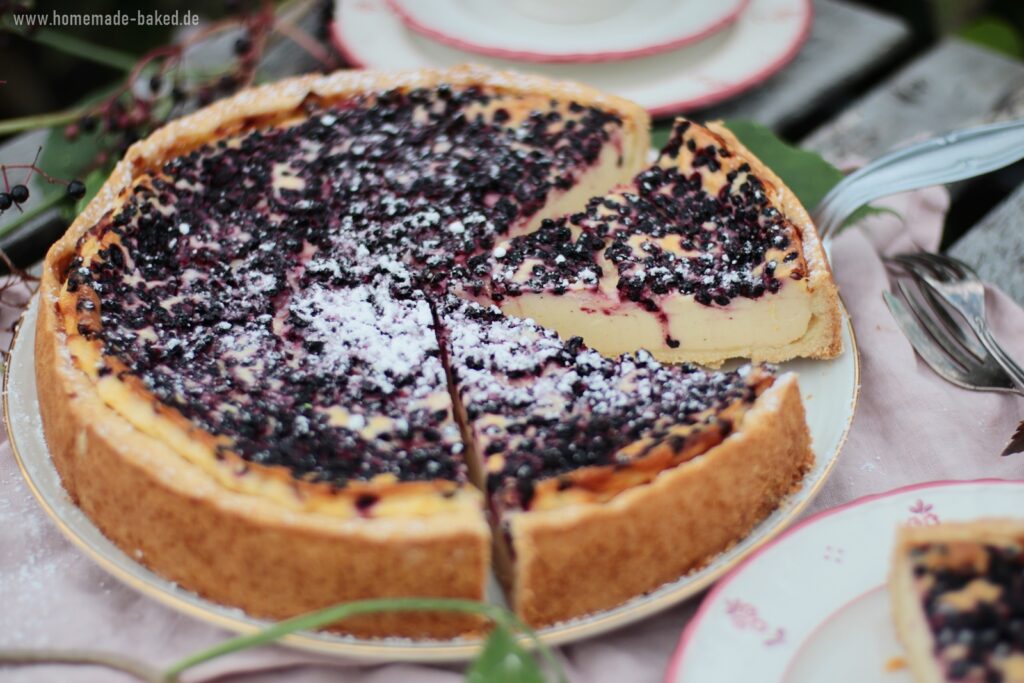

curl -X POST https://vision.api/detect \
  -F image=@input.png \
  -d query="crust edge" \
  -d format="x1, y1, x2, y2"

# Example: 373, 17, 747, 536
507, 373, 814, 627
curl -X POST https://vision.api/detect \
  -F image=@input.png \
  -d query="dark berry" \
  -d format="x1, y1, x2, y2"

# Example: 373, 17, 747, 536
0, 193, 11, 211
67, 180, 87, 201
10, 184, 29, 204
233, 34, 252, 55
149, 74, 163, 95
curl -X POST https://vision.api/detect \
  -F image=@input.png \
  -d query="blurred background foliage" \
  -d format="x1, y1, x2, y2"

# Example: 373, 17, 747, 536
0, 0, 257, 124
1, 0, 1023, 127
859, 0, 1024, 58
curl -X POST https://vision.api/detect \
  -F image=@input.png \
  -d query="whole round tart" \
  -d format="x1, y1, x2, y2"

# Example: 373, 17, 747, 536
36, 66, 836, 638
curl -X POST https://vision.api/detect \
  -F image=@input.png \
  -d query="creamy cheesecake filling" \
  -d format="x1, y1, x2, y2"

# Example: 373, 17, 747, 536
908, 538, 1024, 682
491, 284, 812, 362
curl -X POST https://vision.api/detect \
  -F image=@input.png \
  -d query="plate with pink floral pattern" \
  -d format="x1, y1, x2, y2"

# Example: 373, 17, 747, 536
667, 480, 1024, 683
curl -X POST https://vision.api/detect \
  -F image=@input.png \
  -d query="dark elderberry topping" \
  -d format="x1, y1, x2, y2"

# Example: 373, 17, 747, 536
71, 83, 626, 488
484, 121, 803, 308
912, 540, 1024, 682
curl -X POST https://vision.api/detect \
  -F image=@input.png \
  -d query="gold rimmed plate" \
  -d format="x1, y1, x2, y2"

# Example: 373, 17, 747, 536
4, 295, 859, 662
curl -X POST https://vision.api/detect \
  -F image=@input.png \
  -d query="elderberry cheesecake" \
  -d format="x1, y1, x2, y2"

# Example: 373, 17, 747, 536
36, 65, 829, 638
458, 118, 842, 366
891, 521, 1024, 683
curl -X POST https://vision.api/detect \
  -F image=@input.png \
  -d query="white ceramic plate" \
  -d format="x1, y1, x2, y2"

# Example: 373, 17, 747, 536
331, 0, 812, 116
6, 295, 857, 662
384, 0, 749, 63
667, 480, 1024, 683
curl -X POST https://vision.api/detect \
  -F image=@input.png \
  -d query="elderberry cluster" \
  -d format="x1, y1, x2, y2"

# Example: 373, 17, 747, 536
0, 166, 85, 216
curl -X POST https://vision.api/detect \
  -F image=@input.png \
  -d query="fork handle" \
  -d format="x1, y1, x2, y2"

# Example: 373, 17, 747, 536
816, 119, 1024, 241
973, 320, 1024, 392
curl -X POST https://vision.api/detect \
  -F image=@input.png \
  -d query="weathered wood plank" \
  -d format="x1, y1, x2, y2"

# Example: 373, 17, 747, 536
802, 39, 1024, 162
803, 38, 1024, 301
698, 0, 911, 132
949, 185, 1024, 306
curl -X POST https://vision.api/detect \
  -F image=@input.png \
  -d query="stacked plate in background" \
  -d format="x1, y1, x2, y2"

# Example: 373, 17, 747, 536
330, 0, 813, 116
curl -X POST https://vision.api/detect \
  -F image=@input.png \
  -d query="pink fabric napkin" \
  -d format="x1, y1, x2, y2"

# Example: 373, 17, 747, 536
3, 186, 1023, 682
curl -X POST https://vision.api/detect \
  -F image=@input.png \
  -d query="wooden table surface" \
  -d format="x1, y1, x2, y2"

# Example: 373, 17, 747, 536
2, 0, 1022, 303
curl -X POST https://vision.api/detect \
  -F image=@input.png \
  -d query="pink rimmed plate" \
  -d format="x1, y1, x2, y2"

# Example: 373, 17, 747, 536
668, 480, 1024, 683
384, 0, 749, 64
331, 0, 812, 116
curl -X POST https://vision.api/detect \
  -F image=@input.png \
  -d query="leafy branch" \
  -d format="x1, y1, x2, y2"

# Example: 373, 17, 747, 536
0, 598, 568, 683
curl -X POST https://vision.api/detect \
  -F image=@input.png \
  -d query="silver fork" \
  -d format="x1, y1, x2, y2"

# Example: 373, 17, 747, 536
883, 279, 1021, 394
888, 252, 1024, 392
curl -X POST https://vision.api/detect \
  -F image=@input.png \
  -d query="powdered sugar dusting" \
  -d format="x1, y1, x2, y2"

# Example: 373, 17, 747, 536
288, 282, 443, 397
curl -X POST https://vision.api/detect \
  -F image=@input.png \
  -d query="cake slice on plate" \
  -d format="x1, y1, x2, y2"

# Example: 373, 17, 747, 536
891, 520, 1024, 683
457, 118, 843, 366
435, 295, 814, 627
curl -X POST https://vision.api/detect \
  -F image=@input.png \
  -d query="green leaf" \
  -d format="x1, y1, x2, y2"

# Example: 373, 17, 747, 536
959, 16, 1024, 60
465, 624, 547, 683
651, 122, 674, 152
719, 119, 902, 230
39, 100, 109, 186
38, 96, 116, 221
40, 135, 105, 219
164, 598, 529, 680
3, 24, 137, 71
721, 119, 844, 211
